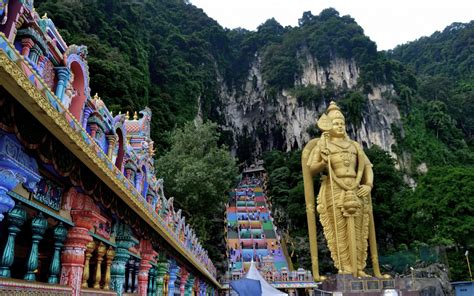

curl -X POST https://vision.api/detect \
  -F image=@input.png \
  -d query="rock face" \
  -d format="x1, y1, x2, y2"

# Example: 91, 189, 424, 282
354, 84, 401, 157
212, 52, 402, 159
298, 47, 359, 89
412, 264, 455, 296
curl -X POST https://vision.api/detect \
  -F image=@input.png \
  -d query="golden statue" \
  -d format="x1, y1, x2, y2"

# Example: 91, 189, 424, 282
302, 101, 385, 280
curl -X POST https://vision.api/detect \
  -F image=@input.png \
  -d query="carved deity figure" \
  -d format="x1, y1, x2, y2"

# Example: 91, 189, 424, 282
62, 72, 76, 109
155, 197, 162, 214
302, 101, 385, 280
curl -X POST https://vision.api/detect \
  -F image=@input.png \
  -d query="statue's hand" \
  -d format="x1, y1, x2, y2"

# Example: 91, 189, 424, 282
320, 148, 330, 163
357, 185, 372, 198
317, 204, 326, 214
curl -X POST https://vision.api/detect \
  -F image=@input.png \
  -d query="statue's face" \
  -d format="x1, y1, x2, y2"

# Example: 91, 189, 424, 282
330, 118, 346, 138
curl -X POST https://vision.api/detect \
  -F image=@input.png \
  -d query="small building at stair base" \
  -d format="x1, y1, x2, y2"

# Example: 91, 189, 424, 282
0, 0, 218, 295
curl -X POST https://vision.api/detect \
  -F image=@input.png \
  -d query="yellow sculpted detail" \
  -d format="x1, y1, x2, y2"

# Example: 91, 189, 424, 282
302, 101, 387, 279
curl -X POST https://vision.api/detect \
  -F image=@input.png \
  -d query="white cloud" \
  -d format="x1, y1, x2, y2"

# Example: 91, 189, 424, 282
190, 0, 473, 50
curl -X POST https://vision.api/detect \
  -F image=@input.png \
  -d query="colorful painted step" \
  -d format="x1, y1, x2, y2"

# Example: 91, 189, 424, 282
228, 230, 238, 239
227, 174, 291, 276
264, 229, 276, 239
262, 221, 274, 230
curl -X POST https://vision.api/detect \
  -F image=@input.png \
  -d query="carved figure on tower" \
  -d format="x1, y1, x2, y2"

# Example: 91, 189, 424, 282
302, 101, 386, 280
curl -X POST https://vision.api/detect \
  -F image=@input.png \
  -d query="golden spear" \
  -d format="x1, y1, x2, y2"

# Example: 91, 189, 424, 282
317, 114, 343, 273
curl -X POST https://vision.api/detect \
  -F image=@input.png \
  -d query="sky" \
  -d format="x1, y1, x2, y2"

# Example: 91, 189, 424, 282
189, 0, 473, 50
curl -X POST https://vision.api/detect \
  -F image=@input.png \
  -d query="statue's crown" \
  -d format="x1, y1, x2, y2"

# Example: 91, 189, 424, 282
326, 101, 344, 120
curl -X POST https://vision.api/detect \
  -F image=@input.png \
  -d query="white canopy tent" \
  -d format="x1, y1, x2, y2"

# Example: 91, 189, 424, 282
245, 261, 288, 296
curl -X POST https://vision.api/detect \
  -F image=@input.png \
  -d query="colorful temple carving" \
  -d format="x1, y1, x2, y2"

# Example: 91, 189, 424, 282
0, 0, 217, 295
224, 165, 318, 295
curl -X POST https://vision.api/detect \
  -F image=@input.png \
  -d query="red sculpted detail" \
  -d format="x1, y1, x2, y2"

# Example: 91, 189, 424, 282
60, 210, 105, 296
137, 239, 158, 296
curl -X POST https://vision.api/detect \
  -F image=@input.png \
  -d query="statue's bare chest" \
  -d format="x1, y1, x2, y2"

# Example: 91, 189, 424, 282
327, 141, 358, 170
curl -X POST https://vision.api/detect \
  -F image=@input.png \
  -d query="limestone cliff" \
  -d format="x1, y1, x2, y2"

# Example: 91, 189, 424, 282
211, 52, 402, 159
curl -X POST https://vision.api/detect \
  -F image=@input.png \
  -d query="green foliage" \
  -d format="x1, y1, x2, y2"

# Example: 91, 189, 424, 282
299, 8, 377, 68
338, 91, 366, 126
392, 103, 473, 169
378, 166, 474, 280
257, 8, 383, 92
157, 122, 238, 266
306, 125, 321, 138
364, 146, 408, 249
389, 22, 474, 80
405, 167, 474, 247
418, 76, 474, 146
358, 54, 418, 107
379, 244, 445, 274
36, 0, 232, 151
263, 150, 313, 268
447, 248, 473, 281
395, 110, 451, 167
225, 18, 286, 89
289, 85, 335, 107
262, 40, 301, 91
389, 21, 474, 144
424, 101, 465, 148
451, 81, 474, 145
264, 150, 304, 217
387, 23, 474, 170
255, 8, 420, 100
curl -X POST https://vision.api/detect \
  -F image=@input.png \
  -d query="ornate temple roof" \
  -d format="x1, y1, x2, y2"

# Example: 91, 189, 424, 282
0, 0, 217, 285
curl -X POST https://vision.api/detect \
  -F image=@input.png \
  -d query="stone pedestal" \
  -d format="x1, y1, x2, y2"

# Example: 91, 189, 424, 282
321, 274, 420, 296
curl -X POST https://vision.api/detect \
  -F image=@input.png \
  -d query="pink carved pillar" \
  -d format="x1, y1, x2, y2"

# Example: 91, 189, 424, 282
194, 277, 200, 296
180, 268, 189, 296
137, 240, 157, 296
21, 38, 34, 57
59, 210, 101, 296
59, 188, 106, 296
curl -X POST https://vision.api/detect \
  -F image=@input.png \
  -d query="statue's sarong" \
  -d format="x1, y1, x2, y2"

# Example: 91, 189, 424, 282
317, 177, 369, 272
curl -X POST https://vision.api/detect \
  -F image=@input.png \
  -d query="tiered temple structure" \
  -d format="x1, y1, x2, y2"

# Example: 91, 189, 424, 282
224, 165, 318, 295
0, 1, 218, 295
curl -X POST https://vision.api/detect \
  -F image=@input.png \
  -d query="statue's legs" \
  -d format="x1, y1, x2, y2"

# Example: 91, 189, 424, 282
319, 186, 351, 273
355, 206, 370, 275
